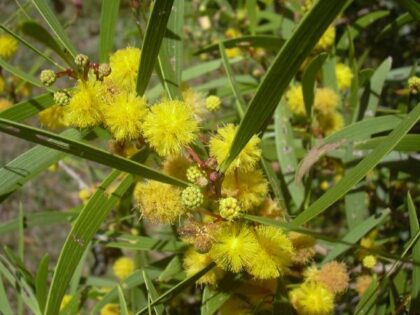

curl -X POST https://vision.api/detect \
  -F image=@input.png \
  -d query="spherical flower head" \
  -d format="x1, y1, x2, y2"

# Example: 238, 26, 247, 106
286, 84, 306, 116
408, 76, 420, 94
222, 169, 268, 211
257, 198, 287, 221
100, 304, 120, 315
98, 63, 112, 79
104, 92, 147, 141
186, 165, 207, 185
289, 232, 316, 265
54, 91, 70, 106
225, 47, 242, 58
182, 87, 208, 122
318, 261, 349, 295
38, 105, 68, 130
142, 100, 198, 157
78, 186, 93, 203
0, 98, 12, 111
304, 265, 320, 283
183, 248, 224, 286
362, 255, 377, 269
317, 111, 344, 136
64, 79, 105, 128
219, 197, 241, 221
314, 88, 339, 115
40, 70, 56, 87
225, 28, 241, 39
315, 26, 336, 51
162, 154, 191, 181
247, 225, 293, 279
106, 47, 140, 92
320, 180, 330, 191
206, 95, 221, 112
335, 63, 353, 91
182, 186, 204, 209
74, 53, 89, 68
355, 275, 372, 297
209, 124, 261, 174
112, 256, 134, 280
0, 76, 5, 93
0, 35, 18, 59
290, 282, 334, 315
134, 180, 186, 224
209, 224, 259, 272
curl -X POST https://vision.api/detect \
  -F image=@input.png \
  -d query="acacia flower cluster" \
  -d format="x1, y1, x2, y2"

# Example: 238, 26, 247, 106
36, 41, 355, 314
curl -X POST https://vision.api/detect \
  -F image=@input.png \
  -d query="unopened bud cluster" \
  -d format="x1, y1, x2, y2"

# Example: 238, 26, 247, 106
40, 70, 56, 87
182, 186, 204, 209
408, 76, 420, 94
219, 197, 241, 221
186, 165, 208, 187
54, 91, 70, 106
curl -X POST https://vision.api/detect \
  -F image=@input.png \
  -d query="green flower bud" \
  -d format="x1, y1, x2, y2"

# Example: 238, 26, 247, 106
98, 63, 112, 79
219, 197, 241, 221
75, 54, 89, 68
40, 70, 56, 87
186, 165, 207, 186
408, 76, 420, 94
182, 186, 204, 209
53, 90, 70, 106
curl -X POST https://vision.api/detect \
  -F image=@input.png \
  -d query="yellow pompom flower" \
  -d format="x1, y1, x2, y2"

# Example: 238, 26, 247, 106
209, 124, 261, 174
317, 111, 344, 136
315, 26, 335, 51
314, 88, 339, 115
134, 180, 186, 224
205, 95, 222, 112
142, 100, 198, 157
113, 256, 135, 280
209, 224, 259, 273
183, 248, 224, 286
355, 275, 372, 296
290, 282, 335, 315
222, 169, 268, 211
0, 76, 5, 93
38, 105, 67, 130
225, 28, 241, 39
106, 46, 140, 92
225, 47, 242, 58
286, 84, 306, 116
247, 226, 293, 279
316, 261, 349, 295
289, 232, 316, 265
104, 92, 147, 141
162, 154, 191, 181
100, 304, 120, 315
182, 87, 207, 122
335, 63, 353, 91
65, 79, 105, 128
0, 98, 12, 111
0, 35, 18, 59
362, 255, 377, 269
